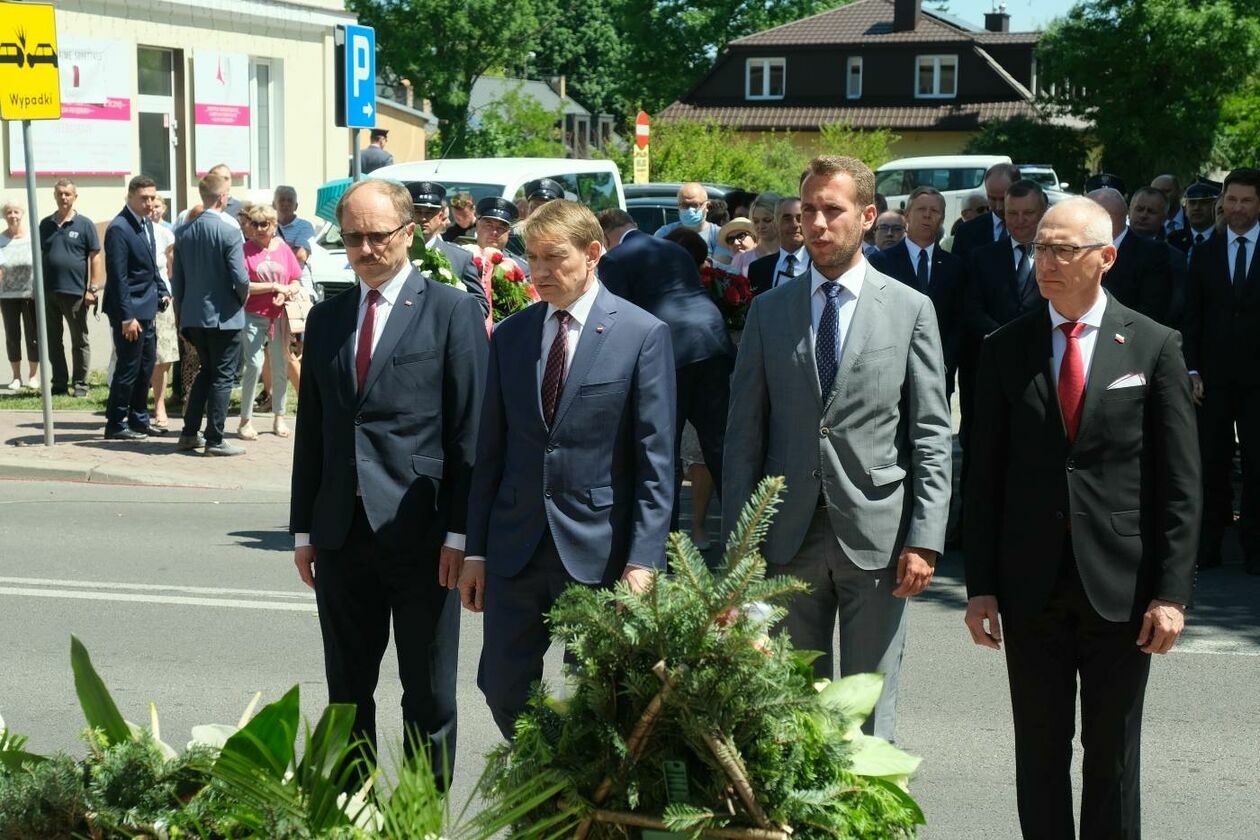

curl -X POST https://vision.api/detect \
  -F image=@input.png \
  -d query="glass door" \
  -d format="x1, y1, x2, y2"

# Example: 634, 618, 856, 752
137, 47, 178, 219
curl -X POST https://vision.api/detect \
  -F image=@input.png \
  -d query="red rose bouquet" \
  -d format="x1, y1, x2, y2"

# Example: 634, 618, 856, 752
700, 263, 752, 330
475, 251, 539, 323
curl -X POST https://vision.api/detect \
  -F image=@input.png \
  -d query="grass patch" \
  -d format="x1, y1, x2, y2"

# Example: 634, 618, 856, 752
0, 371, 298, 415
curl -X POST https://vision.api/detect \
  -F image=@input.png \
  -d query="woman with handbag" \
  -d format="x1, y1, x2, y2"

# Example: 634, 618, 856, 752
237, 204, 302, 440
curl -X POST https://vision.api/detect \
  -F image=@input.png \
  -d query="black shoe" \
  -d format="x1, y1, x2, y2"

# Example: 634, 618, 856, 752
72, 385, 89, 398
104, 429, 146, 441
176, 433, 206, 451
51, 387, 69, 396
131, 425, 169, 437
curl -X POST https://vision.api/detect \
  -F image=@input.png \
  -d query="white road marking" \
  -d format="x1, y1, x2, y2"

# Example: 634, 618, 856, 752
0, 576, 311, 600
0, 586, 314, 613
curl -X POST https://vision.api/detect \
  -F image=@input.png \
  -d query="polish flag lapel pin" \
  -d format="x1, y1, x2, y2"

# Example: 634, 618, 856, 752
1114, 333, 1125, 344
596, 324, 605, 334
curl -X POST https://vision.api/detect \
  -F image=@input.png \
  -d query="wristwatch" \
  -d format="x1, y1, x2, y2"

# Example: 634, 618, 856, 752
88, 285, 101, 294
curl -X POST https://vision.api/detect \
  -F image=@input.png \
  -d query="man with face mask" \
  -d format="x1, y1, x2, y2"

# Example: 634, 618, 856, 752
654, 182, 720, 256
406, 181, 490, 317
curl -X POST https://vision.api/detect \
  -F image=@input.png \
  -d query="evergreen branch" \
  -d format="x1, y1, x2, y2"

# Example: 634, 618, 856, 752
722, 476, 787, 571
592, 808, 790, 839
702, 731, 773, 830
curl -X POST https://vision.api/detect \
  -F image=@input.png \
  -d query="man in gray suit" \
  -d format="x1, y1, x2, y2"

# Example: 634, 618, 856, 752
723, 155, 953, 740
352, 128, 394, 176
171, 173, 250, 455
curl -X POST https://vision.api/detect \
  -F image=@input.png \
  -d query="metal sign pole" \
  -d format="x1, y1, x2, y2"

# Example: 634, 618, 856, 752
21, 119, 55, 446
351, 128, 362, 182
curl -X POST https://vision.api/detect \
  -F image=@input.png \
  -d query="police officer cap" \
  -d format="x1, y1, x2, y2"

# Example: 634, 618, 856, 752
525, 178, 565, 202
476, 196, 519, 224
1184, 181, 1221, 201
407, 181, 446, 208
1084, 173, 1127, 196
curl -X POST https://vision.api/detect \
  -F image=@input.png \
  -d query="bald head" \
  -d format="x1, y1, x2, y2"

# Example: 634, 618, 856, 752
1046, 196, 1115, 246
1087, 188, 1127, 238
1035, 197, 1117, 319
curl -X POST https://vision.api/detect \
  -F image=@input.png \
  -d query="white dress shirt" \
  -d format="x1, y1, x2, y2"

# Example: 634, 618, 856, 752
1189, 226, 1215, 249
1049, 290, 1108, 389
1165, 207, 1186, 235
296, 263, 464, 551
773, 245, 810, 287
1228, 222, 1259, 283
904, 239, 934, 284
539, 278, 601, 382
809, 258, 867, 362
1113, 227, 1129, 250
1011, 237, 1034, 269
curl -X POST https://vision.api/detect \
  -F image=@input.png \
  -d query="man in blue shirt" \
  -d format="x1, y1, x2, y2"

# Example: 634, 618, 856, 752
273, 185, 316, 268
654, 182, 720, 256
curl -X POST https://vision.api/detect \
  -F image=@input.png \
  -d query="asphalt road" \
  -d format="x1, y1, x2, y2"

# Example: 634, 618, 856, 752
1, 480, 1258, 838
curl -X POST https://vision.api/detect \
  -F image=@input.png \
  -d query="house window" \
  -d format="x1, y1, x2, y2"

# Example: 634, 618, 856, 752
846, 57, 862, 100
745, 58, 786, 100
915, 55, 958, 99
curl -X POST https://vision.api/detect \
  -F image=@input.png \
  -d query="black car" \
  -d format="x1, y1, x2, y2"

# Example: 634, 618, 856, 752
27, 44, 58, 69
626, 197, 679, 234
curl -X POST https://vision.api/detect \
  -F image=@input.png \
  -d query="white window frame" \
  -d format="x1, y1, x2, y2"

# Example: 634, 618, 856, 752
249, 57, 282, 189
846, 56, 863, 100
915, 54, 958, 99
745, 57, 786, 101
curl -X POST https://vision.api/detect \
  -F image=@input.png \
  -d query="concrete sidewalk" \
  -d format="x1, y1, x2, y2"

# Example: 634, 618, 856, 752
0, 410, 293, 492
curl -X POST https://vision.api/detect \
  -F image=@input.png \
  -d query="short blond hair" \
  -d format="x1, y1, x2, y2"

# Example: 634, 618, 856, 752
802, 155, 876, 207
521, 199, 602, 252
198, 173, 229, 205
335, 179, 414, 228
245, 203, 278, 225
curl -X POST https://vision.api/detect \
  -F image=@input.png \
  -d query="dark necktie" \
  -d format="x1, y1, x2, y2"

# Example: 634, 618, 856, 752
1016, 243, 1036, 305
1194, 232, 1205, 248
541, 310, 571, 426
356, 288, 381, 393
780, 253, 797, 286
144, 218, 156, 257
1058, 322, 1086, 443
1234, 237, 1249, 291
816, 282, 843, 396
916, 248, 930, 291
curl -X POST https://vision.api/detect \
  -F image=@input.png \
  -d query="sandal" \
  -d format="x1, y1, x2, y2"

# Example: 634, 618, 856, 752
237, 420, 259, 441
273, 416, 290, 438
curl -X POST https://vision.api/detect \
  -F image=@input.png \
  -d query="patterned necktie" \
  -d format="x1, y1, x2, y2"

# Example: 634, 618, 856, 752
356, 288, 381, 393
816, 282, 843, 396
541, 310, 571, 426
1234, 237, 1249, 290
780, 253, 797, 287
916, 248, 930, 292
1016, 243, 1036, 304
1058, 322, 1087, 443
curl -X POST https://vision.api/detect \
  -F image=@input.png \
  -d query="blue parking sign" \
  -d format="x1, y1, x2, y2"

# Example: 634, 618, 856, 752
338, 24, 376, 129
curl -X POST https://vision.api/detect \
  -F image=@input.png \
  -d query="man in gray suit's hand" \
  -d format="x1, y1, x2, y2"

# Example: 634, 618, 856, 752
722, 155, 953, 740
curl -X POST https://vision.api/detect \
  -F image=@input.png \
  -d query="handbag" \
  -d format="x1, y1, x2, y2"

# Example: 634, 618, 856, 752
283, 289, 313, 335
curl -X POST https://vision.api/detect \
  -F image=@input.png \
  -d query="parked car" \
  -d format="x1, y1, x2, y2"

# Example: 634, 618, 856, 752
875, 155, 1011, 224
1017, 164, 1070, 192
623, 182, 740, 201
626, 196, 679, 233
310, 158, 626, 300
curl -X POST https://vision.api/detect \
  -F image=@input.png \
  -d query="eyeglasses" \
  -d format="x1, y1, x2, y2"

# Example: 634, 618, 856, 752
342, 222, 409, 249
725, 231, 751, 246
875, 224, 906, 234
248, 220, 273, 229
1031, 241, 1109, 263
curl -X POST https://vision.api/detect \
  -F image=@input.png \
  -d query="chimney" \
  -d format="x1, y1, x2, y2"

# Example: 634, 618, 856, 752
985, 3, 1011, 32
893, 0, 921, 32
401, 78, 414, 109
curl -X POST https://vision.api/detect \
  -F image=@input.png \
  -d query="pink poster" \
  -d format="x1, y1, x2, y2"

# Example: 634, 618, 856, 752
193, 51, 251, 176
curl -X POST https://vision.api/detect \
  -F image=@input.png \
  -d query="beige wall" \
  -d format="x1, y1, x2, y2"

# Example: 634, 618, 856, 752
0, 1, 351, 227
371, 104, 430, 166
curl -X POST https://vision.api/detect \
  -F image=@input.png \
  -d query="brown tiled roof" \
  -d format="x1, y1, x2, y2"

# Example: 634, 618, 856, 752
658, 100, 1040, 131
974, 31, 1042, 45
730, 0, 1038, 47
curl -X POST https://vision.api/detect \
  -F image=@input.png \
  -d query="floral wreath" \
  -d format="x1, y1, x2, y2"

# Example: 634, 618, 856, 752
412, 244, 461, 289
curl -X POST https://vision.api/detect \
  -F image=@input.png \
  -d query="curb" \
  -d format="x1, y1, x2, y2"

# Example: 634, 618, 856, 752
0, 457, 287, 493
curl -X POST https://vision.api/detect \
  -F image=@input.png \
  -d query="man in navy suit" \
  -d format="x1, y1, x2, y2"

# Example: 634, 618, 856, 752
290, 179, 488, 787
748, 197, 809, 295
597, 208, 734, 527
459, 200, 676, 738
102, 175, 168, 440
1087, 187, 1175, 325
951, 163, 1020, 263
870, 186, 963, 397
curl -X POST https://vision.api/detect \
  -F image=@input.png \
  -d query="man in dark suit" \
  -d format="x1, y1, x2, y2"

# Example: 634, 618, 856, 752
171, 173, 251, 456
406, 181, 490, 317
102, 175, 168, 440
290, 179, 488, 787
1175, 181, 1222, 257
965, 197, 1200, 839
951, 163, 1020, 263
1086, 187, 1174, 325
1184, 167, 1260, 573
598, 208, 735, 527
1151, 173, 1187, 237
352, 128, 393, 176
748, 196, 809, 295
458, 200, 675, 737
870, 186, 963, 396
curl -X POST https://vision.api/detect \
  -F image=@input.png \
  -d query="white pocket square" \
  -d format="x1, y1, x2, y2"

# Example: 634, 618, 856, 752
1106, 372, 1147, 390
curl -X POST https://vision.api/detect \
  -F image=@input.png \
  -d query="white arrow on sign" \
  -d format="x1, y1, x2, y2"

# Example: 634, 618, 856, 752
362, 104, 373, 117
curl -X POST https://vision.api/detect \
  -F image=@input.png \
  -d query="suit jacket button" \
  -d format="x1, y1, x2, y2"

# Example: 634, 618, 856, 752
546, 444, 556, 453
812, 469, 822, 479
1055, 511, 1065, 520
1065, 459, 1075, 471
819, 426, 830, 437
354, 414, 363, 426
544, 489, 553, 499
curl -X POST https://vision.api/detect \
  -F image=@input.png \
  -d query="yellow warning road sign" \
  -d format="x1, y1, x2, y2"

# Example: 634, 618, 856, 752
0, 2, 61, 121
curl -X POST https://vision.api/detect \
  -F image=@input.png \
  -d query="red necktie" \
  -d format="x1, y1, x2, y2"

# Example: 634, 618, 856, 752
1058, 321, 1086, 443
356, 288, 382, 393
541, 310, 571, 426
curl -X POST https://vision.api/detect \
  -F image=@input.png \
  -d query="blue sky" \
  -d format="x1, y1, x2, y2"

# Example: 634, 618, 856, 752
941, 0, 1078, 31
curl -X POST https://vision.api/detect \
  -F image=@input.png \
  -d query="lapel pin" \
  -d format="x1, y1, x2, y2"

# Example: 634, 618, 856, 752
1114, 333, 1125, 344
403, 300, 413, 307
596, 324, 604, 333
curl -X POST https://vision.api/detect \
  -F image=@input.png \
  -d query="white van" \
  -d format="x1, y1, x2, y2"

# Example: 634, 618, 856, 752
875, 155, 1011, 225
311, 158, 626, 299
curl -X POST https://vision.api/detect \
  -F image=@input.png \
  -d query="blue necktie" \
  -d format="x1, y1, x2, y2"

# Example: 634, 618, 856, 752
816, 281, 843, 396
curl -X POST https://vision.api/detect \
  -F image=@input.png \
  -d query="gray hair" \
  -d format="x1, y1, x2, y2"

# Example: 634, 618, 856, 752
1043, 196, 1113, 245
775, 196, 802, 215
1, 199, 23, 215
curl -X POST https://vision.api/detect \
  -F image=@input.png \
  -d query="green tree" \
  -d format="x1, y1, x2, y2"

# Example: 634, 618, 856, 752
1214, 71, 1260, 169
962, 116, 1090, 190
529, 0, 628, 118
347, 0, 540, 156
817, 122, 900, 170
463, 87, 567, 158
1037, 0, 1258, 187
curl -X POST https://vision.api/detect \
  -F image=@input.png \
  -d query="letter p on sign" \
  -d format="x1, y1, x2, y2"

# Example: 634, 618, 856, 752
351, 35, 370, 96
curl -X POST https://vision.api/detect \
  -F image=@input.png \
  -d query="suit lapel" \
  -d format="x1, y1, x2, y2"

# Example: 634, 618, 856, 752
824, 267, 884, 415
524, 302, 549, 426
1072, 297, 1132, 447
789, 275, 823, 409
357, 270, 427, 405
1029, 307, 1062, 439
550, 286, 618, 434
335, 284, 361, 407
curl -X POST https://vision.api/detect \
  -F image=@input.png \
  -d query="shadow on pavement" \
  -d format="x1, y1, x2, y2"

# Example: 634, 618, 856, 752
228, 530, 295, 552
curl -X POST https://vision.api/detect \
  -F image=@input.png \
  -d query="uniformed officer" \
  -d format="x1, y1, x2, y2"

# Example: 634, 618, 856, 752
406, 181, 489, 316
523, 178, 566, 216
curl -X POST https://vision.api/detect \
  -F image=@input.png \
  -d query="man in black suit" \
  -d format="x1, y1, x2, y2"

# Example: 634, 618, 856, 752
406, 181, 491, 317
290, 179, 488, 787
748, 196, 809, 295
352, 128, 393, 176
1184, 167, 1260, 573
101, 175, 169, 440
598, 208, 735, 527
1087, 187, 1174, 324
869, 186, 963, 397
965, 197, 1200, 839
1176, 181, 1222, 257
1151, 174, 1187, 237
951, 163, 1020, 263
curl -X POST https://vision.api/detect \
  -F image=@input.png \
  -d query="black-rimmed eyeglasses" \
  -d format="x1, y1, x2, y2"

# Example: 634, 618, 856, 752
342, 222, 409, 249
